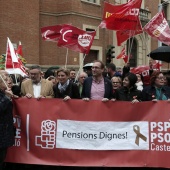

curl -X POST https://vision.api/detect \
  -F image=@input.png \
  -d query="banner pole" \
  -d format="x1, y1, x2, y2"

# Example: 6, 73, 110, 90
64, 48, 69, 69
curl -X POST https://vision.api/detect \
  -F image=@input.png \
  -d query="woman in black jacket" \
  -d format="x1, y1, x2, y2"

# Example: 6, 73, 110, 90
53, 68, 80, 101
113, 72, 142, 103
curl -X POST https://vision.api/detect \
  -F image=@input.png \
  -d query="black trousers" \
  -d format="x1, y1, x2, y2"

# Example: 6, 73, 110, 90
0, 148, 7, 170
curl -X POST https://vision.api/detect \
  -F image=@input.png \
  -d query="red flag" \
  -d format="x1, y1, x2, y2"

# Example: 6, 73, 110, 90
57, 25, 96, 54
15, 41, 23, 56
123, 55, 128, 63
116, 47, 126, 59
41, 24, 70, 42
99, 0, 142, 31
5, 38, 27, 77
152, 61, 163, 70
116, 29, 142, 46
130, 65, 150, 74
143, 11, 170, 46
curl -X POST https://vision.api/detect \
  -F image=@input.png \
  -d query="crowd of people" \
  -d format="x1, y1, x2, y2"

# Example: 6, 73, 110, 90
0, 59, 170, 170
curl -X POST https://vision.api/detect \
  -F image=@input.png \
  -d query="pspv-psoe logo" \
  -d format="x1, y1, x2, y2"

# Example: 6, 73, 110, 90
35, 120, 56, 149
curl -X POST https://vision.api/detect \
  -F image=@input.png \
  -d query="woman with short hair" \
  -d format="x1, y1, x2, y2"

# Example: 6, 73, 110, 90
142, 71, 170, 101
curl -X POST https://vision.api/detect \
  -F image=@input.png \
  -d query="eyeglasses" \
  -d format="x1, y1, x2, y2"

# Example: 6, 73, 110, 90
112, 82, 120, 84
80, 77, 86, 78
156, 77, 165, 80
91, 66, 101, 70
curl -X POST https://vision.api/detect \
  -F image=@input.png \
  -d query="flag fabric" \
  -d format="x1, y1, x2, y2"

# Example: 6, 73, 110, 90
41, 24, 67, 42
123, 55, 128, 63
5, 38, 27, 77
15, 41, 27, 65
15, 41, 23, 56
116, 29, 142, 46
6, 38, 18, 62
116, 47, 128, 63
57, 25, 96, 54
143, 11, 170, 46
99, 0, 142, 31
116, 47, 126, 59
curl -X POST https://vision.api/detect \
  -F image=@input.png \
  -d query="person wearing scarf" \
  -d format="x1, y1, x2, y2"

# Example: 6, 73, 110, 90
53, 68, 80, 101
142, 71, 170, 102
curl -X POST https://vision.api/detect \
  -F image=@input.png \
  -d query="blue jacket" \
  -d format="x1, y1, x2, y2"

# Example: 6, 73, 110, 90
81, 76, 113, 99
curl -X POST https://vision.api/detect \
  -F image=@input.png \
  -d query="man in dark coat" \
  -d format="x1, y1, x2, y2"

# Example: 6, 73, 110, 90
82, 60, 113, 101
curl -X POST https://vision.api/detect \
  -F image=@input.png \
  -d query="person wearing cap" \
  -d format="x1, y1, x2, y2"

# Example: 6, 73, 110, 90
112, 72, 142, 103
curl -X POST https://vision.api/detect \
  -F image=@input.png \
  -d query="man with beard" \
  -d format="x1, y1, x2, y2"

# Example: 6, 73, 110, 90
106, 63, 122, 80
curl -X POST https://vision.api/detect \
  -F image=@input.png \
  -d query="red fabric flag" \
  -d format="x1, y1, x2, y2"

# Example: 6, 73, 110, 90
116, 29, 142, 46
41, 24, 70, 42
15, 41, 23, 56
5, 38, 27, 77
143, 11, 170, 46
99, 0, 142, 31
130, 65, 150, 74
116, 47, 126, 59
152, 61, 163, 70
57, 25, 96, 54
123, 55, 128, 63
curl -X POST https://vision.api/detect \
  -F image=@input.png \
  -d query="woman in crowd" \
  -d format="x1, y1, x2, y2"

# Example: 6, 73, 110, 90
0, 74, 15, 170
111, 76, 122, 97
135, 73, 143, 91
53, 68, 80, 100
113, 72, 142, 103
142, 71, 170, 101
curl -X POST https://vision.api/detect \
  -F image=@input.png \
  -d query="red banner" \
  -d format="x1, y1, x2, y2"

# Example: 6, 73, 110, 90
6, 99, 170, 168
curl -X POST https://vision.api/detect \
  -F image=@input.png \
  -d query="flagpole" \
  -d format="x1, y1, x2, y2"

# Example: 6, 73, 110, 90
64, 48, 69, 69
74, 53, 86, 83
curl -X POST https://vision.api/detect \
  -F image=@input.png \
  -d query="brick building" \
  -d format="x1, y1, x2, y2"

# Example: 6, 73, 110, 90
0, 0, 169, 71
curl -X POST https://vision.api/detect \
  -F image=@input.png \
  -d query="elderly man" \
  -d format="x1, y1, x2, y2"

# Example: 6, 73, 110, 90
82, 60, 113, 101
77, 72, 88, 97
21, 65, 54, 99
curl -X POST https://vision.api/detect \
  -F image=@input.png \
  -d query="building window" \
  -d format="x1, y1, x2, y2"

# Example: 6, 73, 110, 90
127, 38, 137, 67
81, 0, 100, 5
87, 0, 96, 3
83, 24, 99, 39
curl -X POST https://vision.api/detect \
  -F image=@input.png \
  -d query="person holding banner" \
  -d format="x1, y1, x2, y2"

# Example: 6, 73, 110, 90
142, 71, 170, 102
82, 60, 113, 101
21, 65, 54, 99
53, 68, 80, 100
113, 72, 142, 103
0, 74, 15, 170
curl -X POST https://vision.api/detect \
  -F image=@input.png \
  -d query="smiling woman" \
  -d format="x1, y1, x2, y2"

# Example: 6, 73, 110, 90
142, 71, 170, 101
53, 68, 80, 100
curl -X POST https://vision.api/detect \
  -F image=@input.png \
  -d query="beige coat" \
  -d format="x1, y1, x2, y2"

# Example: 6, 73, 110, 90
21, 79, 54, 98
